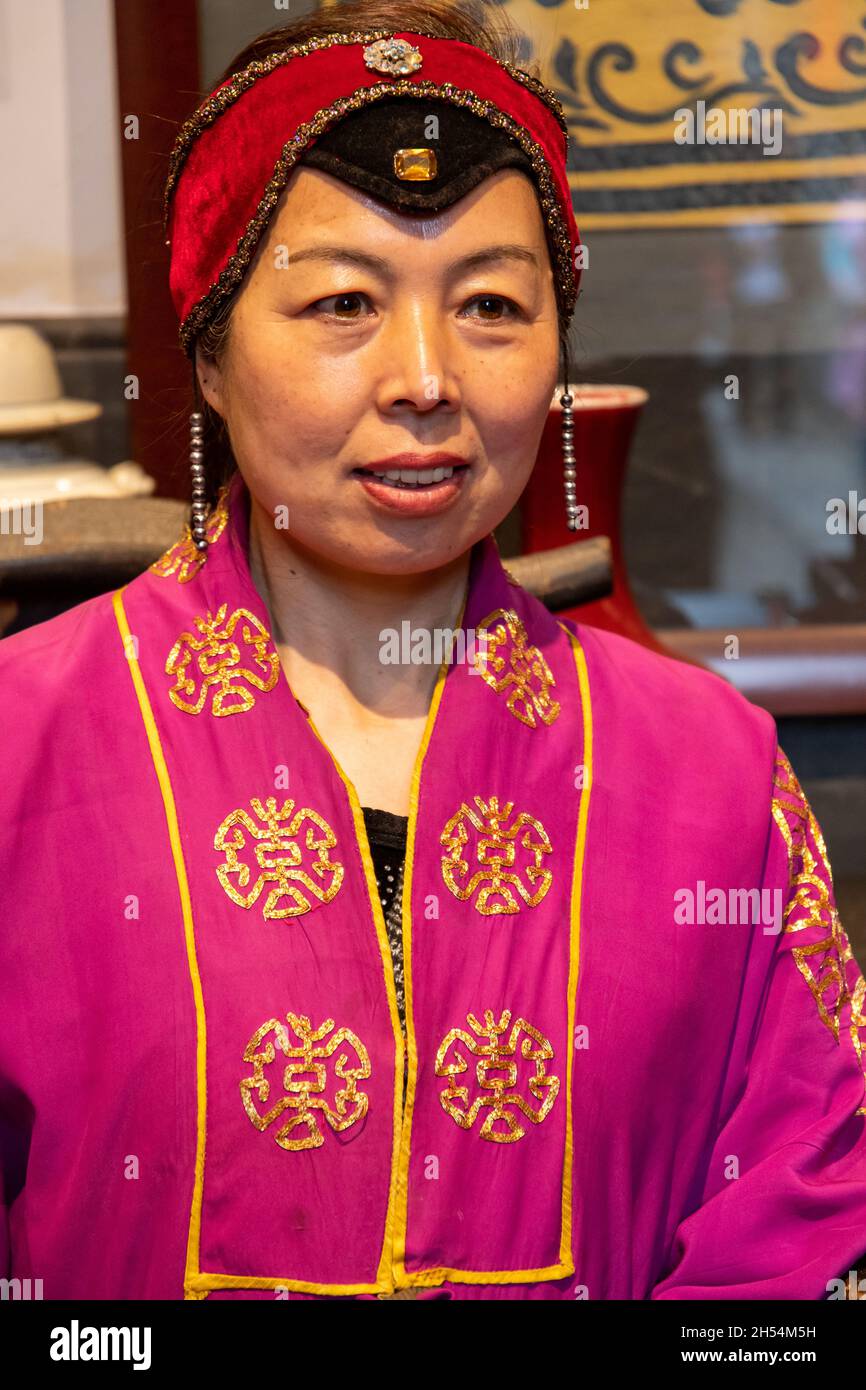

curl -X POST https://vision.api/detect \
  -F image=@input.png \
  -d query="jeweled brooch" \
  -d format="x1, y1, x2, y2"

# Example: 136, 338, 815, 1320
363, 37, 423, 76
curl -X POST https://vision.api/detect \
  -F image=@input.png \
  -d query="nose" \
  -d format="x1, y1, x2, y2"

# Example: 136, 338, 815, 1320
375, 300, 461, 418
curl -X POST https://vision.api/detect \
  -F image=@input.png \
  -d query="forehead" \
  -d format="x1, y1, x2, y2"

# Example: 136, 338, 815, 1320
264, 165, 550, 255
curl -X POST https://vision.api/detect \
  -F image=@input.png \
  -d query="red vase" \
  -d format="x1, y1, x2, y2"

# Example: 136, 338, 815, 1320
519, 384, 673, 656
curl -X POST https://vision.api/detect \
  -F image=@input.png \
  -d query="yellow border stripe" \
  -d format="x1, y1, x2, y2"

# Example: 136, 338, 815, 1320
559, 625, 593, 1267
390, 591, 465, 1285
300, 703, 407, 1294
576, 154, 866, 191
390, 613, 592, 1288
299, 579, 471, 1292
115, 588, 389, 1299
112, 589, 209, 1301
576, 199, 866, 231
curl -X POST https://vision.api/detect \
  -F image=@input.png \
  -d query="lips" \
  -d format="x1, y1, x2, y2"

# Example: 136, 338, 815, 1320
351, 453, 469, 489
351, 453, 469, 516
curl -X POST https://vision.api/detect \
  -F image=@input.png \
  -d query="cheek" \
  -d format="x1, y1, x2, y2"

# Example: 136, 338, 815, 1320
475, 359, 557, 459
227, 339, 353, 458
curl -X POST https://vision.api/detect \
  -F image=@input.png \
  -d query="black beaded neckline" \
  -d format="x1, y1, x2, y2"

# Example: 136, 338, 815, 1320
360, 805, 409, 843
361, 805, 410, 1046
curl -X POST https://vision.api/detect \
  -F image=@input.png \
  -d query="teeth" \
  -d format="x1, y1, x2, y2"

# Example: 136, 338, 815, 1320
367, 466, 455, 486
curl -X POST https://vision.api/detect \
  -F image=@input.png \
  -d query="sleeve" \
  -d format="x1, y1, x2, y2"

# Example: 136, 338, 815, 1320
0, 1175, 7, 1279
0, 1083, 30, 1282
650, 745, 866, 1300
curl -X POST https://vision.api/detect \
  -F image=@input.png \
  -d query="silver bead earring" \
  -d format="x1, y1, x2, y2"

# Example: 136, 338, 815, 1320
189, 410, 208, 551
560, 350, 579, 530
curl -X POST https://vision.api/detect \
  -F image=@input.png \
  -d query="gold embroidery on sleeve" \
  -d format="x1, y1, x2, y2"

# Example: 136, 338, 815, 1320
215, 797, 344, 919
473, 607, 561, 728
241, 1014, 370, 1150
772, 749, 866, 1113
149, 486, 230, 583
435, 1009, 559, 1142
440, 794, 553, 915
165, 604, 280, 716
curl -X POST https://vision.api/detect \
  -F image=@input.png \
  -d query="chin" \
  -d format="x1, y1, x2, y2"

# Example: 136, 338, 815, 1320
311, 526, 473, 577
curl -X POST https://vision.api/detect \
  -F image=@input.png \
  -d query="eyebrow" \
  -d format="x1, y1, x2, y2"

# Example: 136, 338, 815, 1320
285, 243, 541, 279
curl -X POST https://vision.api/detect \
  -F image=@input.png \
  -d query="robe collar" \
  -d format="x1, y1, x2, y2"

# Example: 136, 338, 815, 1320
114, 472, 592, 1297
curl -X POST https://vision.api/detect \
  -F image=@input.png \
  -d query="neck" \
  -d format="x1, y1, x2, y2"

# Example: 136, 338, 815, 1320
248, 494, 473, 718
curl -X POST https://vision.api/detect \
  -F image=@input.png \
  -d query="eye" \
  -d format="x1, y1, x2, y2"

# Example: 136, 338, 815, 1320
313, 292, 373, 320
460, 294, 521, 323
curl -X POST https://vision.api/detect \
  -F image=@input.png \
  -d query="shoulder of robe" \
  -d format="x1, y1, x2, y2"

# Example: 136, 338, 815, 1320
561, 619, 779, 803
0, 588, 124, 724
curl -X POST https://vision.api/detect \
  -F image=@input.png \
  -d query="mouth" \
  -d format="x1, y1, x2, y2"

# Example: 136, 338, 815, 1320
350, 463, 469, 489
350, 456, 470, 516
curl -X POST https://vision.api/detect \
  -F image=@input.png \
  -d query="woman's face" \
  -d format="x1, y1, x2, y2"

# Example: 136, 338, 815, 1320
196, 164, 560, 575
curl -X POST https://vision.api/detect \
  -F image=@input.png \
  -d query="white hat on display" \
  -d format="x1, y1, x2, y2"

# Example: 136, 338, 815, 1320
0, 324, 102, 434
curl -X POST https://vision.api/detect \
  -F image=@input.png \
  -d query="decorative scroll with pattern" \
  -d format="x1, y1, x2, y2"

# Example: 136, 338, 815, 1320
503, 0, 866, 228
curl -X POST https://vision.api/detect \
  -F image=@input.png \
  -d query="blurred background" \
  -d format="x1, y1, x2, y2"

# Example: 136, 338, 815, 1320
0, 0, 864, 949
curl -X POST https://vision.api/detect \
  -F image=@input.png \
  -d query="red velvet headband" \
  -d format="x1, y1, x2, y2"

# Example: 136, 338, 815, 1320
165, 29, 581, 356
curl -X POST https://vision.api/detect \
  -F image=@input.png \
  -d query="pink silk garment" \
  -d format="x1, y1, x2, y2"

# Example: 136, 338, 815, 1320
1, 474, 865, 1301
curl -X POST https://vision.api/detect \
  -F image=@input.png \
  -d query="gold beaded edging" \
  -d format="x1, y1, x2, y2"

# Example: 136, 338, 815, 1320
498, 60, 569, 143
163, 31, 394, 224
163, 30, 568, 226
174, 78, 577, 355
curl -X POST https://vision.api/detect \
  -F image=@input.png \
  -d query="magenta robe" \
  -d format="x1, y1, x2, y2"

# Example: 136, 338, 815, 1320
1, 475, 864, 1300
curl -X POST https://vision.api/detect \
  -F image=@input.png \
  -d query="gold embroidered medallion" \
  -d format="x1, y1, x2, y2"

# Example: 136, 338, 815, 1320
215, 797, 344, 919
149, 485, 230, 583
241, 1014, 370, 1150
440, 794, 553, 915
165, 603, 280, 716
436, 1009, 559, 1143
473, 607, 561, 728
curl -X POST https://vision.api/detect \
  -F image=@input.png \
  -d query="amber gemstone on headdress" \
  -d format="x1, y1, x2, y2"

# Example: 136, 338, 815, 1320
393, 147, 438, 181
363, 37, 423, 76
164, 31, 581, 355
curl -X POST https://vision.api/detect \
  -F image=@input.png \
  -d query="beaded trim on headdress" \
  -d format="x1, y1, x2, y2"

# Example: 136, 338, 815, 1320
164, 30, 578, 356
163, 31, 568, 217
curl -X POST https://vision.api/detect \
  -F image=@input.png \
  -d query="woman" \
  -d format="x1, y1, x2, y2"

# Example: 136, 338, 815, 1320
1, 1, 865, 1301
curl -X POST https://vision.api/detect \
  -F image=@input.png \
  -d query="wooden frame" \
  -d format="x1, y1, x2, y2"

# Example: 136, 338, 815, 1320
113, 0, 200, 497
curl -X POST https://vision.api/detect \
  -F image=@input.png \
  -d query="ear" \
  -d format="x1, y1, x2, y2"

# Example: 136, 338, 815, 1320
195, 342, 227, 418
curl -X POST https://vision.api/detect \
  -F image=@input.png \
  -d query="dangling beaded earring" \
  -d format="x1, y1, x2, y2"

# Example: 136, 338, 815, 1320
189, 410, 208, 552
560, 344, 579, 531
